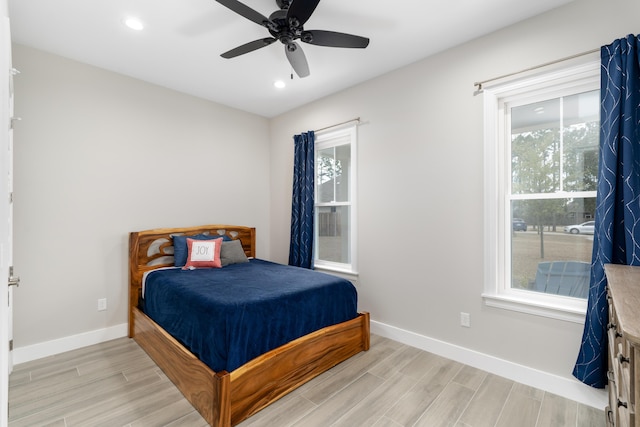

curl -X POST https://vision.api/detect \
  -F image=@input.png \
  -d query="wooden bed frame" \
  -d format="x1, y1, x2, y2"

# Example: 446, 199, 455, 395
129, 225, 370, 427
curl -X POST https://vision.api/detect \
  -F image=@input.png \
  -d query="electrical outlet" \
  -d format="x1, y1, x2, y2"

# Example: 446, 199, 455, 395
97, 298, 107, 311
460, 312, 471, 328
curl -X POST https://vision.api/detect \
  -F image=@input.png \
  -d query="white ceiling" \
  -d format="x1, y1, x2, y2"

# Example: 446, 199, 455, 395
8, 0, 574, 118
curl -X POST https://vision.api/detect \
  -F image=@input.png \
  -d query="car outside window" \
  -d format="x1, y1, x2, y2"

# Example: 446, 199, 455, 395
512, 218, 527, 231
564, 221, 595, 235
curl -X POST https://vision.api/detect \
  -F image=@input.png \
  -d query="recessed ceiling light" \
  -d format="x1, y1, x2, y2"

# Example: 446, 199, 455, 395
124, 17, 144, 31
274, 80, 286, 89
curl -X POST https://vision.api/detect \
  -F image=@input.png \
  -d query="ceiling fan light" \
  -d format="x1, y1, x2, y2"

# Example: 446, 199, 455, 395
124, 17, 144, 31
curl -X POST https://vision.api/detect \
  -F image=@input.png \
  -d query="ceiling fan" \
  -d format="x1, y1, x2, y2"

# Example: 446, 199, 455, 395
214, 0, 370, 78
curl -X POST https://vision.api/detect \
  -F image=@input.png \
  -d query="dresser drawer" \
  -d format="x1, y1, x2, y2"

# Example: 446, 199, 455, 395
609, 376, 618, 426
607, 405, 615, 427
618, 342, 632, 404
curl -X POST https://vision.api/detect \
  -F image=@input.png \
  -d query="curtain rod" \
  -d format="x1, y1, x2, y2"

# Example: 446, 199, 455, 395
314, 117, 361, 133
473, 47, 599, 94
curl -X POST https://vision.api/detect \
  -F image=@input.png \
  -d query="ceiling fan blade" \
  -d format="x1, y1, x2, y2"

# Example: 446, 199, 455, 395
286, 0, 320, 27
302, 30, 369, 48
221, 38, 277, 58
285, 43, 310, 78
215, 0, 272, 27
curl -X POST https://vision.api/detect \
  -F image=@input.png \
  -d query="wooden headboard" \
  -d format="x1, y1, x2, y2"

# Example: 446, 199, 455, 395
128, 224, 256, 336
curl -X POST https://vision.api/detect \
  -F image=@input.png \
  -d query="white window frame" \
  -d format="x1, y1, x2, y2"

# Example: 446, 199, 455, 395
313, 125, 358, 277
481, 60, 599, 323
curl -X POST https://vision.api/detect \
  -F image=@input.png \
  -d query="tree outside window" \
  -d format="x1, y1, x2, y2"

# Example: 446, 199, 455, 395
509, 90, 598, 296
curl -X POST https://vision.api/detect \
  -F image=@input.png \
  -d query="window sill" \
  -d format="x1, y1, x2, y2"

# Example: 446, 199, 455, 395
314, 265, 359, 284
482, 291, 587, 323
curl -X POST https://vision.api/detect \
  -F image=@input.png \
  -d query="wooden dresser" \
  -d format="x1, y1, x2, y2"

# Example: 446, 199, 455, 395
604, 264, 640, 427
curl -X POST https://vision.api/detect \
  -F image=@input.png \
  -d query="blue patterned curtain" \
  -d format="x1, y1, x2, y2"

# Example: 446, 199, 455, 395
573, 34, 640, 388
289, 131, 315, 269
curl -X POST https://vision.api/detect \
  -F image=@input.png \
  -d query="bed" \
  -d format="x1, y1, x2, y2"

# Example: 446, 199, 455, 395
129, 224, 370, 427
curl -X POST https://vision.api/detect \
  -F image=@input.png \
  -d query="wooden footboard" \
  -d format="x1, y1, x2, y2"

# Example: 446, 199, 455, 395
129, 225, 370, 427
229, 311, 370, 425
133, 306, 369, 427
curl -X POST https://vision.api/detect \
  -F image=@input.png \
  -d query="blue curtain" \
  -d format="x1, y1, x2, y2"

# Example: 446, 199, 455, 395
289, 131, 315, 269
573, 34, 640, 388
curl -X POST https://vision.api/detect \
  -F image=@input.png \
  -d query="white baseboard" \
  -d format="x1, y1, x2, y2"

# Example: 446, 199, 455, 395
12, 323, 128, 366
370, 320, 607, 410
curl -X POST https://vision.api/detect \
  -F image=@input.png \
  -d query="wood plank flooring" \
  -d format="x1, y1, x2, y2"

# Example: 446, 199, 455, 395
8, 335, 604, 427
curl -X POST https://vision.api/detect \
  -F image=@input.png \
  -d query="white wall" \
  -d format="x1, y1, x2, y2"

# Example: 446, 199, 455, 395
269, 0, 639, 403
11, 45, 270, 349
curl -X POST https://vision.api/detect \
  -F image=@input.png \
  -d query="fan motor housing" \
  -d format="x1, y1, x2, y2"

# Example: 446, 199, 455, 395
268, 9, 303, 43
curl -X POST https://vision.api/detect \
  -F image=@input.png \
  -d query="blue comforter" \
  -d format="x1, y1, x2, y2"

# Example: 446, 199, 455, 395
142, 259, 358, 373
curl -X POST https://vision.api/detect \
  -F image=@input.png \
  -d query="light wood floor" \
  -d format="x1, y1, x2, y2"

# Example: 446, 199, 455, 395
8, 334, 604, 427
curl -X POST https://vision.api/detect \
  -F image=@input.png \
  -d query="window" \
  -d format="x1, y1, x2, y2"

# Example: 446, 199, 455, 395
314, 125, 357, 274
482, 60, 600, 322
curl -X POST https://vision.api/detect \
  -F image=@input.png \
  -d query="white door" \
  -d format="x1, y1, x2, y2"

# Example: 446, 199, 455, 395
1, 15, 15, 427
7, 39, 17, 375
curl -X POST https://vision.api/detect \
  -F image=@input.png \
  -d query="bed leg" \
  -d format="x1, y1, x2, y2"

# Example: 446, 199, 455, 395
361, 312, 371, 351
212, 372, 231, 427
